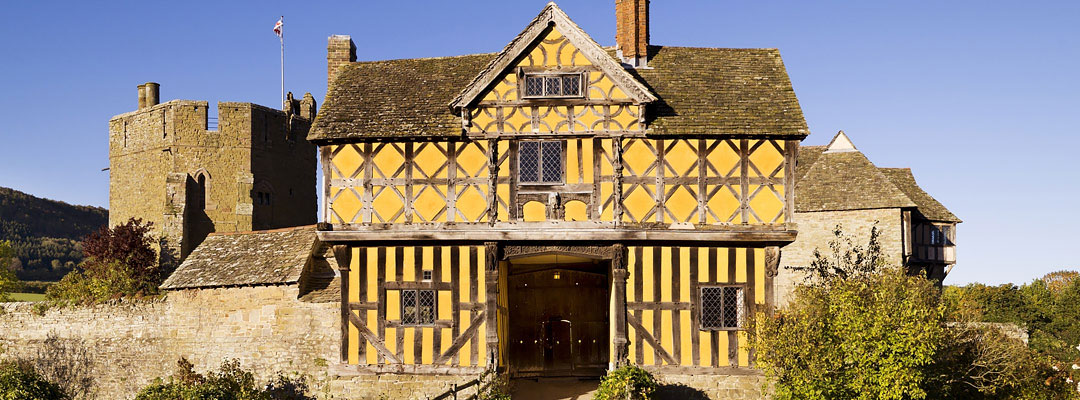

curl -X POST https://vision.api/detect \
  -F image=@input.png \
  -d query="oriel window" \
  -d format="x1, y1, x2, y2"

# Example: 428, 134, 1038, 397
519, 141, 563, 184
700, 286, 745, 330
401, 289, 436, 325
523, 73, 583, 98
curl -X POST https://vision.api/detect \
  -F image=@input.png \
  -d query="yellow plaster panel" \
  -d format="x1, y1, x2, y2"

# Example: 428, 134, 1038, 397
755, 248, 766, 305
414, 142, 448, 179
330, 187, 362, 224
661, 310, 673, 364
612, 106, 638, 130
349, 249, 361, 303
666, 186, 698, 223
403, 327, 415, 364
699, 331, 712, 367
385, 320, 398, 357
698, 248, 710, 283
523, 201, 547, 222
627, 248, 637, 302
331, 144, 363, 179
622, 184, 655, 223
385, 248, 397, 282
718, 332, 730, 366
403, 248, 416, 282
736, 248, 747, 283
457, 141, 488, 178
622, 139, 655, 176
371, 186, 405, 223
367, 309, 378, 364
576, 108, 601, 132
414, 184, 448, 222
665, 140, 698, 177
680, 310, 692, 365
459, 247, 471, 302
628, 324, 637, 364
564, 200, 588, 221
707, 140, 740, 177
642, 247, 654, 302
459, 311, 472, 365
718, 247, 730, 283
706, 185, 740, 224
738, 331, 749, 367
599, 140, 614, 175
348, 311, 359, 364
749, 140, 785, 178
567, 139, 581, 183
660, 247, 672, 302
680, 248, 691, 303
477, 248, 487, 304
478, 321, 488, 366
441, 327, 452, 357
600, 184, 614, 221
580, 139, 594, 184
422, 327, 434, 364
367, 248, 378, 302
505, 107, 530, 133
387, 290, 400, 322
438, 290, 452, 321
456, 185, 489, 223
642, 310, 654, 365
749, 184, 784, 224
497, 184, 510, 221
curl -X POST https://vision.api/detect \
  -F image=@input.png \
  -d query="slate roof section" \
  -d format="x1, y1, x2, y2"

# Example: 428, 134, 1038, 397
310, 46, 808, 141
161, 226, 319, 290
794, 148, 916, 213
879, 168, 962, 223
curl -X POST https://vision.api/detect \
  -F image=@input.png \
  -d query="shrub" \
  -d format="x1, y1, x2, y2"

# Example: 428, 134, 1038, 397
594, 365, 657, 400
0, 361, 67, 400
13, 334, 94, 399
475, 369, 511, 400
135, 358, 314, 400
46, 218, 160, 304
0, 241, 22, 302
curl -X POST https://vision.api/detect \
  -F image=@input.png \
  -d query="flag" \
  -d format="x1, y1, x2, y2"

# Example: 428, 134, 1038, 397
274, 17, 283, 38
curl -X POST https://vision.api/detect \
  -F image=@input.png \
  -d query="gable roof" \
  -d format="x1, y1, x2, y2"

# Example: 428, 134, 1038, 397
824, 130, 857, 153
310, 5, 809, 142
879, 168, 962, 223
794, 132, 915, 213
449, 2, 656, 110
310, 45, 808, 141
160, 226, 321, 290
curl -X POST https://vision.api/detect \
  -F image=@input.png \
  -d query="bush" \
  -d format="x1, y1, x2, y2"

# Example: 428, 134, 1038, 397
0, 361, 67, 400
135, 358, 314, 400
14, 334, 95, 400
594, 365, 657, 400
46, 218, 160, 304
475, 369, 511, 400
0, 241, 22, 302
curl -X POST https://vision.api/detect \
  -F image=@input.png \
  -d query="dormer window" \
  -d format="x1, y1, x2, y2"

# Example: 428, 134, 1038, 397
523, 73, 583, 98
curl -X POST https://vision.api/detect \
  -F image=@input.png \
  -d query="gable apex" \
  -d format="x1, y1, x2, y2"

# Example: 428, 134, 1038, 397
824, 130, 858, 153
449, 2, 656, 111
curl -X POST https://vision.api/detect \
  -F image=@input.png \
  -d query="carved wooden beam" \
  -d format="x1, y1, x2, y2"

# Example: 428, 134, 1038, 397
484, 242, 500, 370
611, 243, 629, 368
333, 244, 353, 363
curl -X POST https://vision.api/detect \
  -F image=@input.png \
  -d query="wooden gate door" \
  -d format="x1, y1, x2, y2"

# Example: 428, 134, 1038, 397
508, 264, 609, 377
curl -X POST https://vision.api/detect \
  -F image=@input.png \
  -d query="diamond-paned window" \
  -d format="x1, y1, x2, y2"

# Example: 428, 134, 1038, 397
519, 141, 563, 184
522, 73, 583, 98
400, 289, 436, 325
701, 286, 745, 330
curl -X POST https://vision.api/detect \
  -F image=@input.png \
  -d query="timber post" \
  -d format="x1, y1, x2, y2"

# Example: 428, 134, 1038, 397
484, 242, 500, 370
611, 243, 629, 368
764, 246, 780, 313
333, 244, 353, 363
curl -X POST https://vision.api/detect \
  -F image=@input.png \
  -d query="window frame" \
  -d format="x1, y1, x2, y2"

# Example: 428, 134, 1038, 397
520, 71, 586, 100
399, 289, 437, 327
517, 139, 566, 185
698, 284, 747, 331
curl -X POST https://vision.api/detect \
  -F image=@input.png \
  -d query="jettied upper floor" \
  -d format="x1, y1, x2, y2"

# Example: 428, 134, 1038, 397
310, 2, 810, 244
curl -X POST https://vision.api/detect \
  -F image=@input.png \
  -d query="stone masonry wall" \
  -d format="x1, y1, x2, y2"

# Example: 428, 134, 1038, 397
0, 286, 474, 400
775, 208, 904, 307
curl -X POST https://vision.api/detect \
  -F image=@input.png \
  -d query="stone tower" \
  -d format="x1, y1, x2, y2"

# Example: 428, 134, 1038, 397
108, 83, 318, 265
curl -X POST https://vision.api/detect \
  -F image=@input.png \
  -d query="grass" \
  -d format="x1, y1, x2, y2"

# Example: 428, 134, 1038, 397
4, 292, 46, 302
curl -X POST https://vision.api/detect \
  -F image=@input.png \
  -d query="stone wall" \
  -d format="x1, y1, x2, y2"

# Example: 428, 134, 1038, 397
0, 286, 474, 400
654, 373, 767, 400
775, 208, 904, 306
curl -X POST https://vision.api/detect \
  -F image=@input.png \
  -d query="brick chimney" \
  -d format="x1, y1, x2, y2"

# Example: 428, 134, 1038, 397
327, 35, 356, 91
616, 0, 649, 68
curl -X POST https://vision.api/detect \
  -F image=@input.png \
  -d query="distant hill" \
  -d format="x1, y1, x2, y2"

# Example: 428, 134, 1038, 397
0, 186, 108, 281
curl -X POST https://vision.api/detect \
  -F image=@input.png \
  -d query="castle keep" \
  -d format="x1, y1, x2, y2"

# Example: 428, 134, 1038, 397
108, 84, 318, 261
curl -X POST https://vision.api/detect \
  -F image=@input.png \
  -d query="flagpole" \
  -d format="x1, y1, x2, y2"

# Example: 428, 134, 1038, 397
279, 16, 285, 109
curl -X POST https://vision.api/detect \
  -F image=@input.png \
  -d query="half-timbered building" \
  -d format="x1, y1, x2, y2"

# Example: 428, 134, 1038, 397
309, 1, 807, 380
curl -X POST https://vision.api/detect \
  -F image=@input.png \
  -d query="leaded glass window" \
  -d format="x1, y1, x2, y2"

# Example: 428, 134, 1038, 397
700, 286, 745, 330
522, 73, 583, 98
400, 289, 436, 325
519, 140, 563, 184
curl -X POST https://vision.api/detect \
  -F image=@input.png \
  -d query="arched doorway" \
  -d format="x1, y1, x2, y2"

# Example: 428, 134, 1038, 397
507, 252, 610, 378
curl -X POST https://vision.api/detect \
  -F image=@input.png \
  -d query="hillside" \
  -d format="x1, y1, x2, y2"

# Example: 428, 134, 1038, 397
0, 186, 108, 281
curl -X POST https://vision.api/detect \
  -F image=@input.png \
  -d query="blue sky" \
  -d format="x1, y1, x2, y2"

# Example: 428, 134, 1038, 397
0, 1, 1076, 285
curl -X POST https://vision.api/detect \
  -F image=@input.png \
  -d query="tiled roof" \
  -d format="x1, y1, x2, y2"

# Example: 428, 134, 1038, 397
794, 148, 916, 213
879, 168, 962, 223
310, 46, 808, 141
160, 226, 319, 290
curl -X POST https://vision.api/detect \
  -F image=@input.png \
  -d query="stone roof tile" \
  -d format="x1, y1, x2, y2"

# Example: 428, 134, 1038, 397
160, 226, 318, 290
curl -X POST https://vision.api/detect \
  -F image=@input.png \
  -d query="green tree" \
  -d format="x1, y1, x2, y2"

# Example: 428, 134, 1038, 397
0, 361, 67, 400
0, 241, 21, 302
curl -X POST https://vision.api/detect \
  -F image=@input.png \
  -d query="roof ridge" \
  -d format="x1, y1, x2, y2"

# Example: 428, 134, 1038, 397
209, 225, 316, 237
